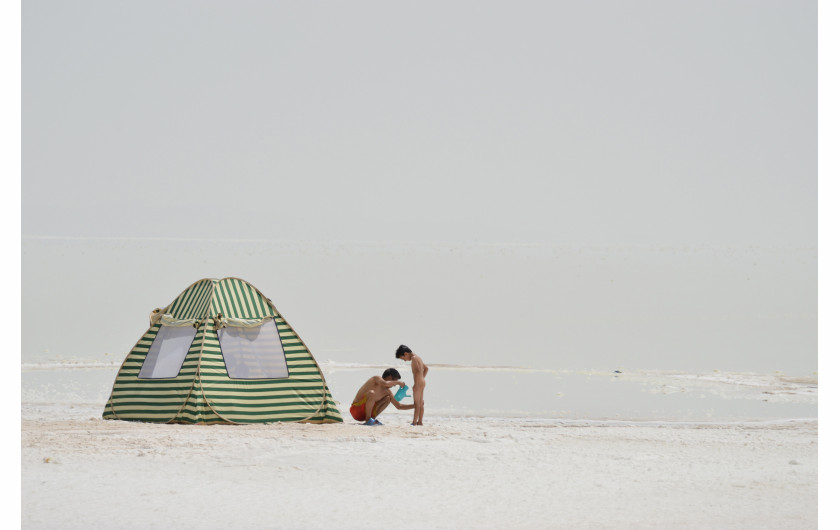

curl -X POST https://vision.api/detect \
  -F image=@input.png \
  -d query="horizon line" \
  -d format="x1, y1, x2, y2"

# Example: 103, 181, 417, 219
20, 235, 817, 251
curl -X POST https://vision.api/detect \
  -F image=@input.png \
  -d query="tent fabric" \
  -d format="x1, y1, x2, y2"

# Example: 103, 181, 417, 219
214, 315, 265, 328
150, 313, 200, 327
103, 278, 343, 424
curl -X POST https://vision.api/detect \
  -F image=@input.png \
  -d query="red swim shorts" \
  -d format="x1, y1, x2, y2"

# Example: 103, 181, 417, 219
350, 398, 367, 421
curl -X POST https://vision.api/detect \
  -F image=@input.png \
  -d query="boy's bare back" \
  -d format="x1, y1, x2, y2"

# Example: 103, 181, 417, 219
352, 375, 389, 404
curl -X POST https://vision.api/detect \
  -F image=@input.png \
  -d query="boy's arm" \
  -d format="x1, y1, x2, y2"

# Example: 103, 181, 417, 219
389, 394, 415, 410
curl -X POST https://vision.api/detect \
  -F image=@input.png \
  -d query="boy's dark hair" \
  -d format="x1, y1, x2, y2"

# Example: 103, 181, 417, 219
395, 344, 412, 358
382, 368, 401, 380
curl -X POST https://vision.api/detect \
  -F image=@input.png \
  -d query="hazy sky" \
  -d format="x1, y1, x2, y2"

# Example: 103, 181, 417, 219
20, 2, 818, 375
23, 1, 816, 248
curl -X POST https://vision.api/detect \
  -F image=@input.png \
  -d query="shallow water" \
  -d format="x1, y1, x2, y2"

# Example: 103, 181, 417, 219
323, 364, 816, 422
22, 238, 816, 375
22, 362, 816, 423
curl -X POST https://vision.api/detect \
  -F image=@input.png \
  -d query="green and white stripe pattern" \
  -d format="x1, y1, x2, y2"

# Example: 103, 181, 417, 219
103, 278, 343, 424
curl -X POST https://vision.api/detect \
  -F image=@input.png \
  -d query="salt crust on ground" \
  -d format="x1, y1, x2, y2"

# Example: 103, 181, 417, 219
22, 406, 816, 530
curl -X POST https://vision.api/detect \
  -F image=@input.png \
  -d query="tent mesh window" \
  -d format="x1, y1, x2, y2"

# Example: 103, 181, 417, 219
138, 325, 197, 379
217, 319, 290, 379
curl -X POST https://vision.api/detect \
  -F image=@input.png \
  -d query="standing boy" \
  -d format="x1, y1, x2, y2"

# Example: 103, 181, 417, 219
395, 344, 428, 426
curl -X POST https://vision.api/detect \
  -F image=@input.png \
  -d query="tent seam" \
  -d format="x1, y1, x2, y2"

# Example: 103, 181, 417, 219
170, 280, 219, 424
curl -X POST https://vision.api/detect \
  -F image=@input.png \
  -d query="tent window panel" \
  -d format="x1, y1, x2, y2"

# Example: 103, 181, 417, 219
138, 325, 197, 379
218, 319, 290, 379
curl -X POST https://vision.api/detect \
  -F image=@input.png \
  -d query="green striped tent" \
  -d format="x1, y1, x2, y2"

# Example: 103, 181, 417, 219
103, 278, 343, 424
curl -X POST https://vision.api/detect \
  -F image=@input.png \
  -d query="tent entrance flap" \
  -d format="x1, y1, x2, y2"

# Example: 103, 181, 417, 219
218, 318, 290, 379
138, 325, 197, 379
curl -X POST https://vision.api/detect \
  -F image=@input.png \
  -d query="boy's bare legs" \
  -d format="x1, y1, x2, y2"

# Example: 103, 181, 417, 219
363, 391, 376, 420
364, 392, 391, 421
373, 397, 390, 418
412, 384, 425, 425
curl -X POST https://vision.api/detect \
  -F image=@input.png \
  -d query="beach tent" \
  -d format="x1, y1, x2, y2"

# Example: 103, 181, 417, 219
103, 278, 343, 424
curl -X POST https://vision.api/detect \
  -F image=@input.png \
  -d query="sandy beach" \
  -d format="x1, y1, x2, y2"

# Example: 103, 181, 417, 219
22, 404, 816, 530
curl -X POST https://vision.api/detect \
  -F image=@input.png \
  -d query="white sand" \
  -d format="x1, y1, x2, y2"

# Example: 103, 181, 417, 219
22, 406, 817, 529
